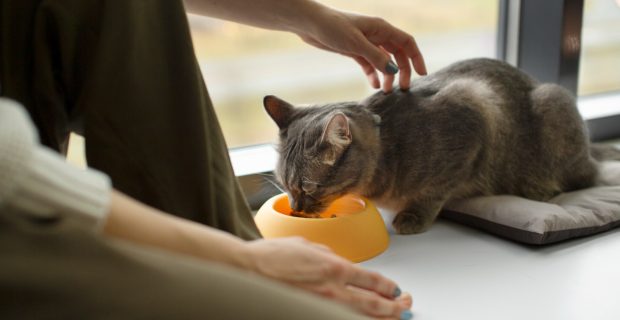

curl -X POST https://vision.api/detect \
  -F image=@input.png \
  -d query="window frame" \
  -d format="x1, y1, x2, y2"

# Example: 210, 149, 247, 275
498, 0, 620, 141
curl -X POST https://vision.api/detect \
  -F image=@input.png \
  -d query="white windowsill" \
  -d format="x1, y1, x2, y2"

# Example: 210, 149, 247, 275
578, 92, 620, 120
229, 144, 279, 177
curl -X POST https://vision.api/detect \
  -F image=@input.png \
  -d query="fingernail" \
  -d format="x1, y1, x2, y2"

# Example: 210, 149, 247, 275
393, 286, 402, 298
400, 309, 413, 320
386, 61, 399, 75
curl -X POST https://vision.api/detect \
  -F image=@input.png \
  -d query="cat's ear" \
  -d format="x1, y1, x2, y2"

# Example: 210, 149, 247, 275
264, 95, 294, 129
321, 112, 352, 148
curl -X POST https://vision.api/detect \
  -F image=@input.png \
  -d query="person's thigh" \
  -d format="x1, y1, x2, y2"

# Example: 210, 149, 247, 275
1, 0, 260, 239
84, 0, 260, 239
0, 210, 366, 319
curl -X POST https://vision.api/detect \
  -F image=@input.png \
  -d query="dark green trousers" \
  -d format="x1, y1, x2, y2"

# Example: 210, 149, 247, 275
0, 210, 366, 319
1, 0, 259, 239
0, 0, 368, 318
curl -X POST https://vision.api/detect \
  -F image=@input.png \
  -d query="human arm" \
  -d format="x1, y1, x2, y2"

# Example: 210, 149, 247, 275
183, 0, 427, 92
105, 190, 413, 320
0, 98, 412, 319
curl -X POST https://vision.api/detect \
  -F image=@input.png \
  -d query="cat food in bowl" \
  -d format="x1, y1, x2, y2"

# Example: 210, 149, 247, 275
254, 193, 389, 262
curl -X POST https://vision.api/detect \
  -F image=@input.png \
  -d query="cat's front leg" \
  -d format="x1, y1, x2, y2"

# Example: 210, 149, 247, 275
392, 198, 447, 234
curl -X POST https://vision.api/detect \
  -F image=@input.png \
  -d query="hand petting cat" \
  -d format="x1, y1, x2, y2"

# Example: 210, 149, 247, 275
184, 0, 427, 93
297, 10, 428, 93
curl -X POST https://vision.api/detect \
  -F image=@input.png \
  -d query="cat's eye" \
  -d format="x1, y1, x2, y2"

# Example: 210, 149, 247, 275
302, 181, 318, 194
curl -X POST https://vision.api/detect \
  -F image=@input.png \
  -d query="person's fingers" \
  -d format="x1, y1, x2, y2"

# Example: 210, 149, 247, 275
344, 286, 410, 319
371, 24, 426, 77
355, 36, 397, 78
374, 311, 412, 320
301, 17, 424, 91
344, 264, 400, 299
374, 297, 413, 320
396, 292, 413, 309
382, 72, 395, 93
397, 34, 427, 76
291, 262, 413, 319
392, 48, 411, 90
300, 283, 413, 320
358, 16, 426, 77
294, 282, 399, 318
353, 56, 381, 89
377, 46, 396, 93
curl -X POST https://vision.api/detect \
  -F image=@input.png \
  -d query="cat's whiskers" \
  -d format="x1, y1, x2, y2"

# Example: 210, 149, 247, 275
258, 173, 286, 193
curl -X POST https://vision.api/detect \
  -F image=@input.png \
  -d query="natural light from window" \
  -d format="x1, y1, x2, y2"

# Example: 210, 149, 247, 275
189, 0, 500, 148
67, 1, 620, 167
578, 0, 620, 96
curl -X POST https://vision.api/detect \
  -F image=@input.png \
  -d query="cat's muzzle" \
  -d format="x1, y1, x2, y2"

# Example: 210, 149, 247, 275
289, 195, 326, 215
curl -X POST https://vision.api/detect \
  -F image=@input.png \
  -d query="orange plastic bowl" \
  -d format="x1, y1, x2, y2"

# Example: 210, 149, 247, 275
254, 193, 389, 262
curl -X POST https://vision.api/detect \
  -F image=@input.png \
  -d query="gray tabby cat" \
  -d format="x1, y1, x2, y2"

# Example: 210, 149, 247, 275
264, 58, 599, 234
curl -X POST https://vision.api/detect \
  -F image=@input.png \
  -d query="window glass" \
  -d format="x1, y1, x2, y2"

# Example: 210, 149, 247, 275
579, 0, 620, 96
189, 0, 499, 148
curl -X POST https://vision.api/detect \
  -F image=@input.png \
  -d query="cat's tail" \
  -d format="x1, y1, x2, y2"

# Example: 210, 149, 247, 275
590, 143, 620, 161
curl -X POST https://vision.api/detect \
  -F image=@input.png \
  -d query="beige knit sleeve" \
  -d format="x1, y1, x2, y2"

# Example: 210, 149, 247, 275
0, 98, 111, 231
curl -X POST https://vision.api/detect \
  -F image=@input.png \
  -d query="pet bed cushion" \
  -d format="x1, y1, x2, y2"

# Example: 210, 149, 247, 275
441, 161, 620, 245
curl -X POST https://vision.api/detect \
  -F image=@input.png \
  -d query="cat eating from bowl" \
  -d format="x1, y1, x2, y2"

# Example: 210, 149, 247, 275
264, 58, 613, 234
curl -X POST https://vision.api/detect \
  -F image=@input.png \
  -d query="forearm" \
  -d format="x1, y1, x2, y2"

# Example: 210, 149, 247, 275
183, 0, 328, 34
103, 190, 251, 268
0, 99, 110, 226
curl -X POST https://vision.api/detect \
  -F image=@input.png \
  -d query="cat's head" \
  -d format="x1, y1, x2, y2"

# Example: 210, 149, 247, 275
263, 95, 380, 214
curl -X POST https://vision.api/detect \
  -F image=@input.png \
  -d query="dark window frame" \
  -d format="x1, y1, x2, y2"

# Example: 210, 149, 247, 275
497, 0, 620, 141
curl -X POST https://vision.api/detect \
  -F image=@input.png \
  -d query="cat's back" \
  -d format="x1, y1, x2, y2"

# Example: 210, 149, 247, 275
361, 58, 594, 200
361, 59, 522, 130
412, 58, 535, 101
363, 58, 534, 111
359, 58, 550, 198
430, 58, 534, 84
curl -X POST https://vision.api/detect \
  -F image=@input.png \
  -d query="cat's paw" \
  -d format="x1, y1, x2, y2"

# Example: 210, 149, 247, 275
392, 212, 433, 234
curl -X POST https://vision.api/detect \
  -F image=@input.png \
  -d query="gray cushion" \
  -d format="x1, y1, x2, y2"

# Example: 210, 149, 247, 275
441, 161, 620, 245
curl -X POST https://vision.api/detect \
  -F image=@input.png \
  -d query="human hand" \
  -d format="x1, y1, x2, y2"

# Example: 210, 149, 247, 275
297, 7, 427, 93
241, 237, 413, 320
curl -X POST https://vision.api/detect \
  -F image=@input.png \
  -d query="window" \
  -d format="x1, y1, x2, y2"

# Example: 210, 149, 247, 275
189, 0, 500, 148
578, 0, 620, 96
496, 0, 620, 142
577, 0, 620, 141
67, 1, 499, 168
63, 0, 620, 207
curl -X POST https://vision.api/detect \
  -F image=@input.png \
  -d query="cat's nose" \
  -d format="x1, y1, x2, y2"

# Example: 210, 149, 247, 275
290, 197, 304, 212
